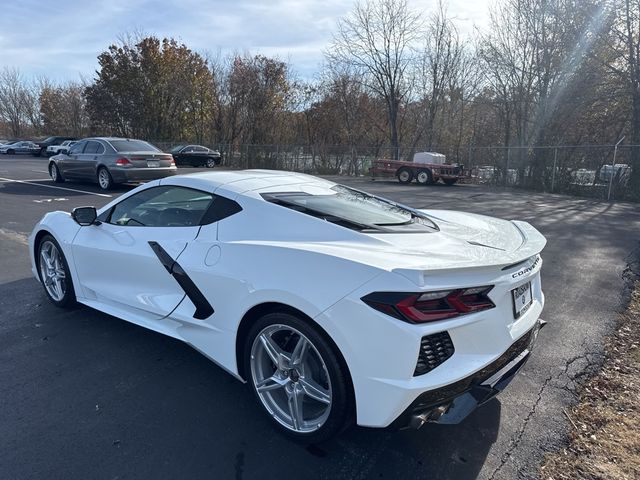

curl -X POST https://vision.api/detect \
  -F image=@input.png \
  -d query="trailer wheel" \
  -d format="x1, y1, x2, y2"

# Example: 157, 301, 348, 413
442, 178, 458, 186
397, 168, 413, 184
416, 169, 433, 185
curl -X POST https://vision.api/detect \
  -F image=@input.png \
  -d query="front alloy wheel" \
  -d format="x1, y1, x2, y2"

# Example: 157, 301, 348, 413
205, 157, 216, 168
246, 313, 351, 442
50, 163, 64, 183
38, 235, 75, 307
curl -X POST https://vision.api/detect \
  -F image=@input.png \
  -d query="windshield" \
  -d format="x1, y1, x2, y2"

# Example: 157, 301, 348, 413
170, 145, 185, 153
263, 185, 437, 232
110, 139, 160, 152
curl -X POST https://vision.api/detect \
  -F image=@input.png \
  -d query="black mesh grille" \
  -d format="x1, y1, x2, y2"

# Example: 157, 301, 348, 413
414, 331, 455, 376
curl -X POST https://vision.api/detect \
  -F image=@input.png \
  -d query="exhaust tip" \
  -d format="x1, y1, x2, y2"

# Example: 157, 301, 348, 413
408, 404, 449, 429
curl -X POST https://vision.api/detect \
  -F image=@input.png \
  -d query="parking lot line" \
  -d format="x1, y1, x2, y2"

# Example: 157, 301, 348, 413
0, 178, 51, 182
0, 177, 112, 198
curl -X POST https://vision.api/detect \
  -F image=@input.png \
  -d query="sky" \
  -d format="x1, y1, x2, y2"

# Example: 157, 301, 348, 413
0, 0, 491, 83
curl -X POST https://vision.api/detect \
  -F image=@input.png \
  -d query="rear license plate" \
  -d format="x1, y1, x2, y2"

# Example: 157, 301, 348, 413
147, 160, 160, 167
512, 281, 532, 318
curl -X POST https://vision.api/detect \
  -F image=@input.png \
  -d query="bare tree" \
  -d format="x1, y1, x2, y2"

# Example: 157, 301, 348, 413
601, 0, 640, 195
415, 2, 467, 149
327, 0, 421, 158
479, 0, 600, 187
40, 80, 89, 136
0, 68, 28, 138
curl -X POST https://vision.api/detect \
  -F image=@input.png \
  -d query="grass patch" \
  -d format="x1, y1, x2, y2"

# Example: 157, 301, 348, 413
540, 282, 640, 479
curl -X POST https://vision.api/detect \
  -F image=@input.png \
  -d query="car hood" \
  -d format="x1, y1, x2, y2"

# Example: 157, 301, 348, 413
369, 209, 545, 275
267, 210, 546, 284
386, 209, 527, 255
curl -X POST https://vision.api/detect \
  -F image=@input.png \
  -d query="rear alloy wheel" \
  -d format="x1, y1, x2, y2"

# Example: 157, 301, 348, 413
205, 157, 217, 168
37, 235, 75, 307
246, 312, 352, 442
397, 167, 414, 184
97, 167, 114, 190
416, 169, 433, 185
49, 163, 64, 183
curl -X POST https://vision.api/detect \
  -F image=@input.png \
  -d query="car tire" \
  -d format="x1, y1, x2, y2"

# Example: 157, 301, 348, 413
37, 234, 75, 308
245, 312, 353, 443
7, 149, 15, 155
416, 169, 433, 185
97, 167, 114, 190
205, 158, 217, 168
397, 167, 413, 184
442, 178, 458, 186
49, 163, 65, 183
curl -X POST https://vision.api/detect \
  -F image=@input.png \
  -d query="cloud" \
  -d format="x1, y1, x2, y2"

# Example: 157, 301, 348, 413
0, 0, 490, 82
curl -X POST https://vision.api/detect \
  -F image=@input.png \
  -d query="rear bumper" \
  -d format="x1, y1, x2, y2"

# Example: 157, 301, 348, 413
392, 319, 545, 429
316, 256, 546, 428
110, 167, 178, 183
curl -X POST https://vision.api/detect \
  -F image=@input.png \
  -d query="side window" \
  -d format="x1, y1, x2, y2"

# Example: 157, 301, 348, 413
84, 141, 100, 154
108, 186, 215, 227
69, 141, 86, 154
195, 146, 207, 153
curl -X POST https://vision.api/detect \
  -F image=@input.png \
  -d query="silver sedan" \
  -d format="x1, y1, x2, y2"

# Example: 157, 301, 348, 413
48, 137, 177, 190
0, 141, 40, 155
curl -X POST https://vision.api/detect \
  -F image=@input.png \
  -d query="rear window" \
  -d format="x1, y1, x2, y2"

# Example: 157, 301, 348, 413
110, 139, 160, 152
263, 185, 438, 233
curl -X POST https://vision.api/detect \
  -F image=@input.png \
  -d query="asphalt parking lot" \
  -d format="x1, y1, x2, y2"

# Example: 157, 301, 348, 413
1, 154, 639, 480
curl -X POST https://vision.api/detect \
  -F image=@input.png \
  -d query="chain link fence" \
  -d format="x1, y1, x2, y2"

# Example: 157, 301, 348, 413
152, 141, 638, 201
462, 145, 636, 201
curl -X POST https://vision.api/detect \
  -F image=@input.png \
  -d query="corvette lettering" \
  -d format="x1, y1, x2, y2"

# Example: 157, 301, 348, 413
512, 256, 540, 278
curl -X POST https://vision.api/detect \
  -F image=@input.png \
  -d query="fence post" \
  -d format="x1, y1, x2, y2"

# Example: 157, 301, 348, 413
608, 137, 624, 201
505, 147, 510, 187
551, 147, 558, 192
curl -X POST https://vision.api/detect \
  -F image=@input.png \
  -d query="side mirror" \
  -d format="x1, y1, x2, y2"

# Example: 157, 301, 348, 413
72, 206, 99, 226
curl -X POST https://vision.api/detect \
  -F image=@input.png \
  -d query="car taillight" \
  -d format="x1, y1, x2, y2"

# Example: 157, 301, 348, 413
362, 286, 495, 324
169, 155, 175, 166
115, 157, 131, 166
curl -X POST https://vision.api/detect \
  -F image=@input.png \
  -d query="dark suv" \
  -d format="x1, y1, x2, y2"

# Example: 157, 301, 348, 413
35, 136, 77, 157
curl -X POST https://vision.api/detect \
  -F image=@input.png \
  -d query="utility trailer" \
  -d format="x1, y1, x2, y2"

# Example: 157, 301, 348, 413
370, 152, 464, 186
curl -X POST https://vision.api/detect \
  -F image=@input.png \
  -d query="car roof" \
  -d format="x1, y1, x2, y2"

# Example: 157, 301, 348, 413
162, 170, 336, 197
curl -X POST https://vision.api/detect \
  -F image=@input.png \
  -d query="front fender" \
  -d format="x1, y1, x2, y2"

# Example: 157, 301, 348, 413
29, 212, 82, 288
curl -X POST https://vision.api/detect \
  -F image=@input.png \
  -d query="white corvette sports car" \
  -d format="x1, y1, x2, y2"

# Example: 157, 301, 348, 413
29, 170, 546, 441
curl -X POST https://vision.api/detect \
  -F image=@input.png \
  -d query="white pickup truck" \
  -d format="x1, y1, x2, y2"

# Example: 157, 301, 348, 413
46, 140, 77, 156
